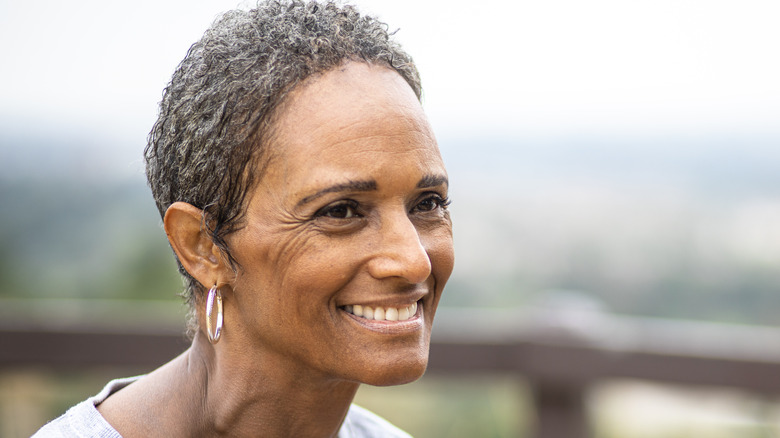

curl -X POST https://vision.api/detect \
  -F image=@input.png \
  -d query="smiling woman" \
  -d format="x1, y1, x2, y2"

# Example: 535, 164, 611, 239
32, 1, 452, 437
213, 62, 453, 388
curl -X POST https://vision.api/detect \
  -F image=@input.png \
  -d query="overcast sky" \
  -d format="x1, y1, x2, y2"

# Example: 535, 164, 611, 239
1, 0, 778, 156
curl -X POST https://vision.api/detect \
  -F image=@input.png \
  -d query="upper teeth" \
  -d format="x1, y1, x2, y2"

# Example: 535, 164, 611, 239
343, 302, 418, 321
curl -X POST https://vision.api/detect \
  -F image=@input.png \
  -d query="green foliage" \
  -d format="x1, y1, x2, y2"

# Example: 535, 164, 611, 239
0, 179, 181, 301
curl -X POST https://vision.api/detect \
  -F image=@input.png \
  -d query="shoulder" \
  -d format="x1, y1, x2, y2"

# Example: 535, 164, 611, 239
31, 376, 142, 438
340, 404, 413, 438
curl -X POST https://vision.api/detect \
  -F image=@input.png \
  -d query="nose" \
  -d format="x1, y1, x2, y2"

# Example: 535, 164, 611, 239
366, 211, 432, 284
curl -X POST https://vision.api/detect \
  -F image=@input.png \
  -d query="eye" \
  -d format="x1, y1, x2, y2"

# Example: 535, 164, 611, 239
315, 201, 360, 219
413, 194, 451, 213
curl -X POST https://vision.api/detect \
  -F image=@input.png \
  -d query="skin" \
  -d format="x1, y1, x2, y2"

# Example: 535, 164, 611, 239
97, 61, 454, 437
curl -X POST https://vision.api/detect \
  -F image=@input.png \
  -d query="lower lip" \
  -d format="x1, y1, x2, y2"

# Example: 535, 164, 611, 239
342, 303, 424, 334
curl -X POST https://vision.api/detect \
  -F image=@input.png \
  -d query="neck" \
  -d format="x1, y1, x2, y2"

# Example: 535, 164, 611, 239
183, 331, 360, 437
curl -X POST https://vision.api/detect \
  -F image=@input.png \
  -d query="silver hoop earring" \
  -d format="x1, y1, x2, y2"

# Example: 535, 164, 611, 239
206, 284, 223, 344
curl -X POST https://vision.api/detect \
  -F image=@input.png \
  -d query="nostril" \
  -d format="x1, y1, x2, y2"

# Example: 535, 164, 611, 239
366, 215, 431, 282
366, 243, 431, 282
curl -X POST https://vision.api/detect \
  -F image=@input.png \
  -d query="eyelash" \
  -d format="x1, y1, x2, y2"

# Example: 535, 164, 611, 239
413, 193, 451, 213
315, 200, 361, 219
313, 193, 450, 220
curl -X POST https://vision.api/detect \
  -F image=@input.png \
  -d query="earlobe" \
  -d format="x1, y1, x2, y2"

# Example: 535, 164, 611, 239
164, 202, 226, 287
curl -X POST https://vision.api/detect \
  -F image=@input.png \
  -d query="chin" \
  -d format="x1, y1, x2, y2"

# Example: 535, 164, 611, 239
357, 353, 430, 387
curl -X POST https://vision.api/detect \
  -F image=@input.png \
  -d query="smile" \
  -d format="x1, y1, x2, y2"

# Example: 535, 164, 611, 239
342, 302, 418, 322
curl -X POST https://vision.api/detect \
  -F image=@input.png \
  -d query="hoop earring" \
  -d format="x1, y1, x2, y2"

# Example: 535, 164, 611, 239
205, 284, 223, 344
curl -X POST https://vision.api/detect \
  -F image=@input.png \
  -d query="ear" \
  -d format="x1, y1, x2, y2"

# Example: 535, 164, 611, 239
164, 202, 230, 290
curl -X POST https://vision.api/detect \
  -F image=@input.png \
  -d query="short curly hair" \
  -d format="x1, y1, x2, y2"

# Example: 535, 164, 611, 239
144, 0, 421, 309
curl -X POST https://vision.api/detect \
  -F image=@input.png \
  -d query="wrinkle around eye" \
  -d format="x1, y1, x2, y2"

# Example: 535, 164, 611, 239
309, 201, 368, 233
310, 215, 369, 235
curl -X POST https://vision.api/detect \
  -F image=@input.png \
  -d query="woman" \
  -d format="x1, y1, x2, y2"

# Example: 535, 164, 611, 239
34, 1, 453, 437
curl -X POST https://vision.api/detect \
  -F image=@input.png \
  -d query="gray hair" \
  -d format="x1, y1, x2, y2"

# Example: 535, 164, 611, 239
144, 0, 421, 310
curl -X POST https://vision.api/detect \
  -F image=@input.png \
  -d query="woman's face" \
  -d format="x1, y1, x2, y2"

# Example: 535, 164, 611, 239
224, 62, 453, 386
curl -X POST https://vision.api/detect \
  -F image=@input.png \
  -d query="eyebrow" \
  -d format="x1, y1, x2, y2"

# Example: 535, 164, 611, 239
417, 174, 449, 189
297, 180, 377, 207
297, 174, 449, 207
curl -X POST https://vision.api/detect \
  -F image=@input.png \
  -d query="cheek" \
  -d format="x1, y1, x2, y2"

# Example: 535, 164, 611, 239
427, 228, 455, 290
271, 234, 367, 303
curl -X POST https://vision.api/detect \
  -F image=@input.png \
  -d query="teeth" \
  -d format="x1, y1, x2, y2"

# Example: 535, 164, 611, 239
343, 302, 418, 322
385, 307, 398, 321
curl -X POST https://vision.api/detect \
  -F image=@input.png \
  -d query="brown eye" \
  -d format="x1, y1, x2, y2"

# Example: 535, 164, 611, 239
413, 194, 450, 213
316, 201, 360, 219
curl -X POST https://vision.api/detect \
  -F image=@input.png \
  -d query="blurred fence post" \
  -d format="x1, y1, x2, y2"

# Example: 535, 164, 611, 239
530, 379, 589, 438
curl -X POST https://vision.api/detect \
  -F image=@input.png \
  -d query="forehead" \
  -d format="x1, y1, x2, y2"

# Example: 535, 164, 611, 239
267, 62, 443, 178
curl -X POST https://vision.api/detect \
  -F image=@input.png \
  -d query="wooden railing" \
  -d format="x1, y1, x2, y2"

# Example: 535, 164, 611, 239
4, 299, 780, 437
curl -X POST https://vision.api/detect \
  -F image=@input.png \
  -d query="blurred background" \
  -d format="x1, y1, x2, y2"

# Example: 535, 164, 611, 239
1, 0, 779, 436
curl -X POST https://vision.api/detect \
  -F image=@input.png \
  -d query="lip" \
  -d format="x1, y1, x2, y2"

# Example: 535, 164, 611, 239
340, 299, 425, 334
